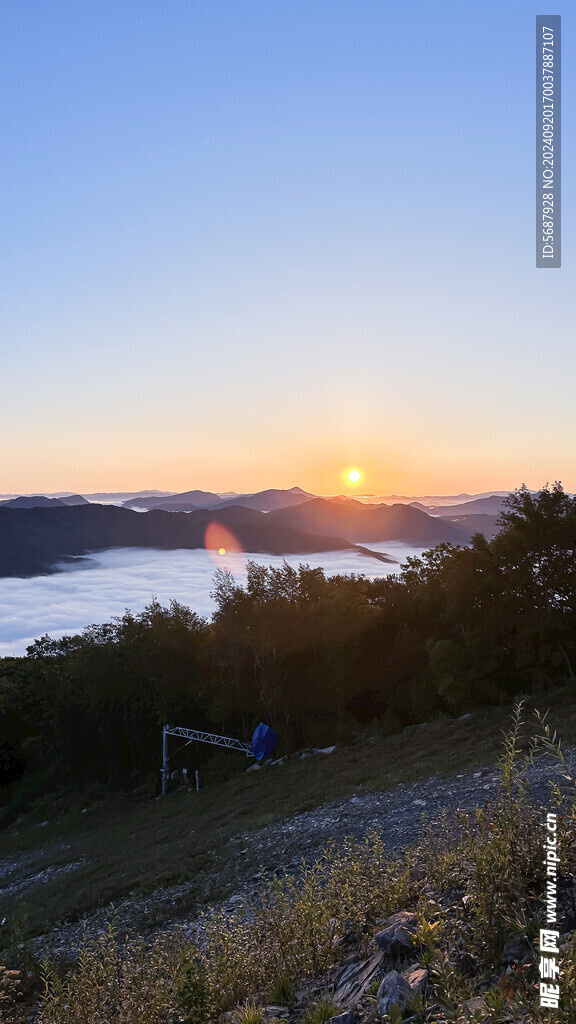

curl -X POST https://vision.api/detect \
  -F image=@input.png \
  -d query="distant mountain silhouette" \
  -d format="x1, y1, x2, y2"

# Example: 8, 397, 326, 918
83, 490, 173, 502
413, 495, 507, 517
266, 498, 471, 545
123, 489, 224, 510
0, 494, 90, 509
357, 491, 513, 507
0, 495, 66, 508
0, 505, 394, 579
211, 487, 314, 512
124, 486, 314, 513
57, 494, 91, 506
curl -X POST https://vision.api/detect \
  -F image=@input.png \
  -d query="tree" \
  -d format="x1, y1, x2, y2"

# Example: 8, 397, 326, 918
493, 483, 576, 680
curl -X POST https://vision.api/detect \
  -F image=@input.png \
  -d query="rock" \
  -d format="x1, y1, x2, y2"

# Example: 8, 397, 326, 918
263, 1007, 290, 1017
335, 927, 357, 947
376, 971, 413, 1016
300, 752, 312, 760
375, 911, 418, 955
326, 1013, 357, 1024
316, 745, 338, 754
246, 763, 262, 772
405, 966, 428, 995
464, 996, 488, 1018
452, 950, 477, 976
501, 934, 533, 964
333, 950, 385, 1006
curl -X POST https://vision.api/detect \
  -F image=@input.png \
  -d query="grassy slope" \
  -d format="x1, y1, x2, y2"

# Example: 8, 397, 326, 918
2, 688, 576, 941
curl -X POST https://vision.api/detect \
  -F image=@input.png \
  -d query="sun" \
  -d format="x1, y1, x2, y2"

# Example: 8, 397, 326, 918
346, 469, 362, 484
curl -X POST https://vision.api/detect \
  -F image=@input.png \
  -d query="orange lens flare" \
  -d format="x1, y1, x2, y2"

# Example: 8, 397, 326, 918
204, 521, 245, 568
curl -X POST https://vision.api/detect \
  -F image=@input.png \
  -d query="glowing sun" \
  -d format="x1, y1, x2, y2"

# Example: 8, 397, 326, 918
347, 469, 362, 484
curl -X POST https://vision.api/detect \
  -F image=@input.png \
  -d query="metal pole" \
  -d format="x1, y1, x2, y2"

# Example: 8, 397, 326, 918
195, 769, 200, 791
161, 724, 170, 797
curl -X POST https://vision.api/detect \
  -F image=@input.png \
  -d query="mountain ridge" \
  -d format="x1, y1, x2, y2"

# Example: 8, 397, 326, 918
266, 497, 473, 545
0, 495, 497, 580
0, 504, 395, 579
122, 486, 315, 513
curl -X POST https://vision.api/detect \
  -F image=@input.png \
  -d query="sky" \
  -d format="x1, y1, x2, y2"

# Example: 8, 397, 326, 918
1, 0, 574, 497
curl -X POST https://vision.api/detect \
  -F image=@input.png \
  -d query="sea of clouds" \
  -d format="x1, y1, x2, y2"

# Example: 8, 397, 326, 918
0, 543, 427, 657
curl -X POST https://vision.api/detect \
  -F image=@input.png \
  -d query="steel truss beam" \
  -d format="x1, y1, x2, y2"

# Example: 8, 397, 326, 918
161, 723, 253, 795
164, 725, 252, 754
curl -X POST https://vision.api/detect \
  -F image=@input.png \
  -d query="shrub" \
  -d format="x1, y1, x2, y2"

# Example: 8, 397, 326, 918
40, 926, 194, 1024
301, 999, 338, 1024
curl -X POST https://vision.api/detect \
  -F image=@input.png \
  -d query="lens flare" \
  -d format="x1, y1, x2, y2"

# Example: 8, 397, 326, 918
204, 521, 245, 569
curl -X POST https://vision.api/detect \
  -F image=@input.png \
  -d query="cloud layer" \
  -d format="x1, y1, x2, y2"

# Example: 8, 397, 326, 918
0, 544, 426, 657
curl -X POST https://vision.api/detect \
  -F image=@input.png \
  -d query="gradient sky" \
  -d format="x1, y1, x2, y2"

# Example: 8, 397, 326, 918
1, 1, 574, 497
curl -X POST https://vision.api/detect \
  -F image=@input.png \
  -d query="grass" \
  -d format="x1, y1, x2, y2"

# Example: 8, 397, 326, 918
1, 687, 576, 944
300, 999, 338, 1024
269, 975, 294, 1005
235, 1001, 265, 1024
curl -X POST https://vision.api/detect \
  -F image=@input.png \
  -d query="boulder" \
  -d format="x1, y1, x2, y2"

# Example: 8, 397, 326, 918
333, 951, 385, 1007
405, 966, 428, 995
501, 934, 533, 964
326, 1013, 358, 1024
374, 911, 418, 955
376, 971, 413, 1016
463, 996, 488, 1019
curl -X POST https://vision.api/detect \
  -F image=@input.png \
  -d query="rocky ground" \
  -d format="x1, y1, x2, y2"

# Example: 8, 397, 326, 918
29, 744, 575, 964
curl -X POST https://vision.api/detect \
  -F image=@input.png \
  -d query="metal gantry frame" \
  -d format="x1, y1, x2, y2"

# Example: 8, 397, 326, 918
161, 724, 254, 796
